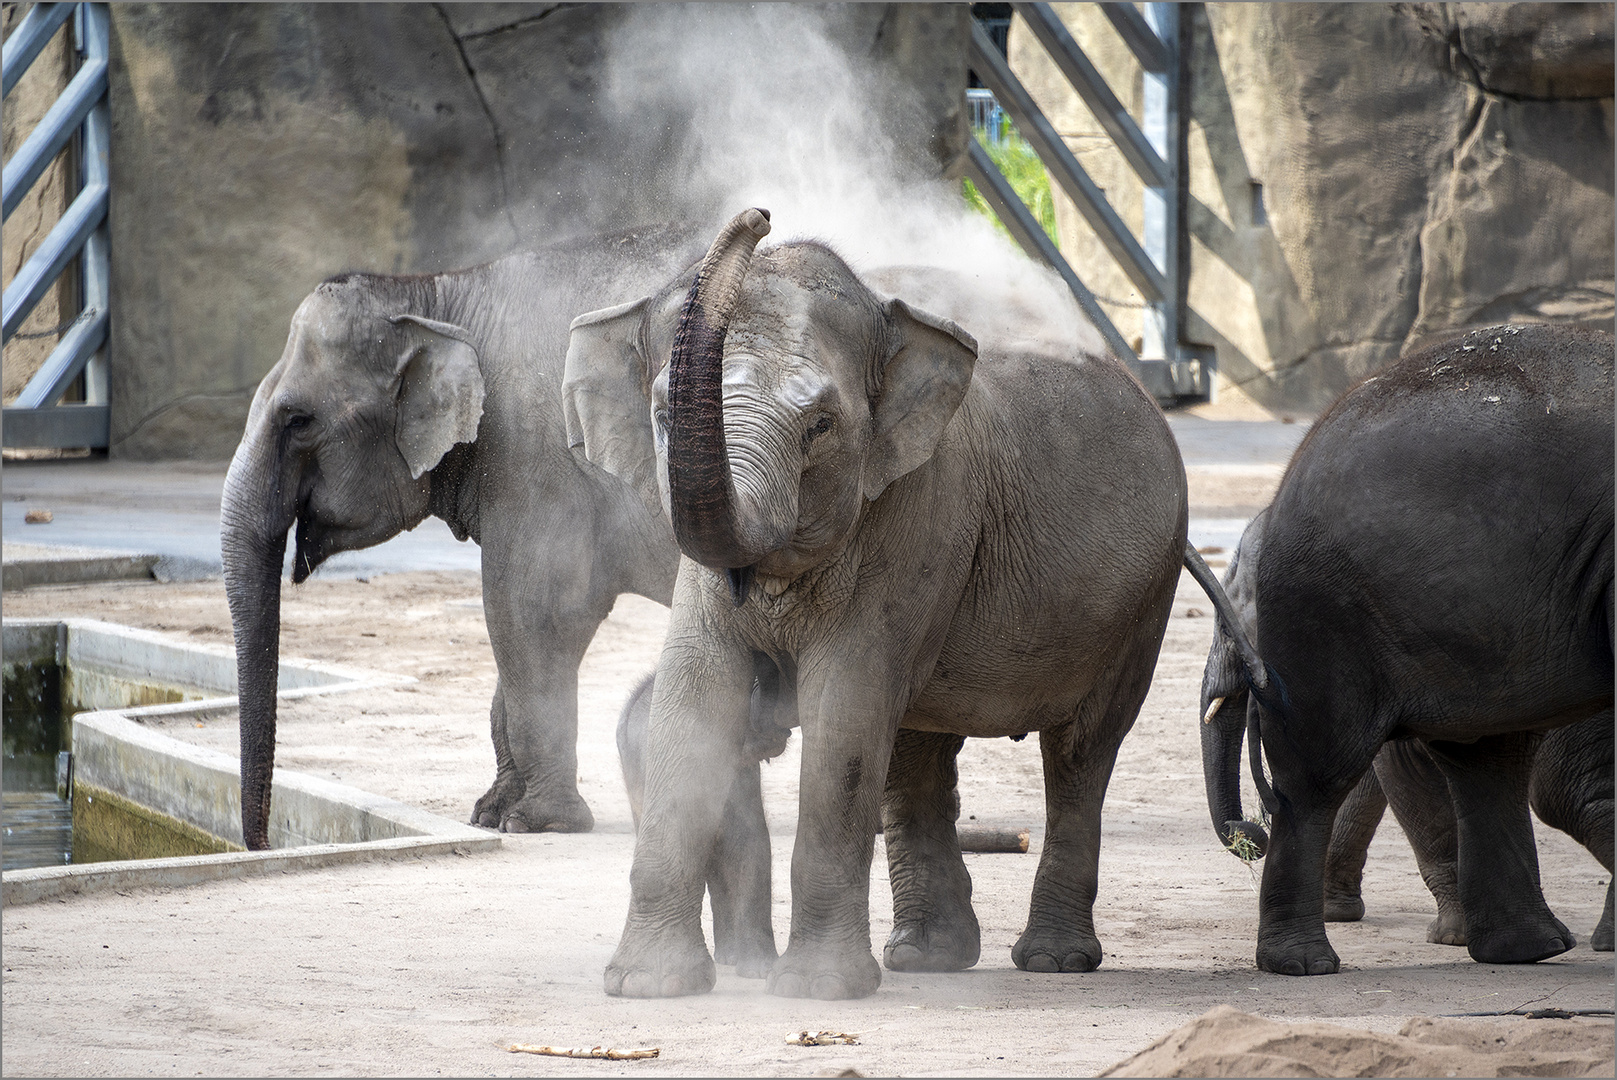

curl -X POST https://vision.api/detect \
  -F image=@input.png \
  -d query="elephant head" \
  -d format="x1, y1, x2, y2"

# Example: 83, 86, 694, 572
563, 209, 977, 598
222, 276, 485, 849
1200, 507, 1271, 859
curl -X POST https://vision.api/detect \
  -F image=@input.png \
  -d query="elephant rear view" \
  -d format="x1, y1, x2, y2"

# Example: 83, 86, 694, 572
221, 226, 707, 850
1201, 324, 1613, 976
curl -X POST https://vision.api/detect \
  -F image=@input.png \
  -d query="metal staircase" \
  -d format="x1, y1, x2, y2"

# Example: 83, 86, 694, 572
966, 2, 1213, 405
2, 1, 111, 449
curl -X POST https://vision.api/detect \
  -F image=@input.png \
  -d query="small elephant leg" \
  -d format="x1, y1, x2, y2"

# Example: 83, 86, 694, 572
882, 727, 979, 973
1323, 767, 1386, 922
1530, 710, 1614, 951
1427, 731, 1573, 964
471, 679, 526, 828
708, 759, 778, 977
1377, 740, 1466, 945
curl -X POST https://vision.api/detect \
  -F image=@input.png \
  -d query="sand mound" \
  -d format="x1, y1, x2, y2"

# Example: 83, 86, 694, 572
1100, 1004, 1615, 1078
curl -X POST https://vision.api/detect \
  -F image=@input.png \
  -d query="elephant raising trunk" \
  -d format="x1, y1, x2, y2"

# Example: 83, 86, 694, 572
666, 208, 773, 600
220, 404, 301, 850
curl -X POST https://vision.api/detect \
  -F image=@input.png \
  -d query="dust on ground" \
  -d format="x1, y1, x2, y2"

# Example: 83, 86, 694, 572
2, 466, 1611, 1076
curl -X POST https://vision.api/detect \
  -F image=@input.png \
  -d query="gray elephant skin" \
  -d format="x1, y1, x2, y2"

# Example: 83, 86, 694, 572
563, 210, 1188, 1000
617, 656, 793, 978
1205, 509, 1615, 955
220, 226, 709, 849
1199, 323, 1613, 975
1322, 717, 1614, 951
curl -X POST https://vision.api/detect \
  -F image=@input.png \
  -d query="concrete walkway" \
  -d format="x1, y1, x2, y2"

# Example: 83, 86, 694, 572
0, 417, 1307, 585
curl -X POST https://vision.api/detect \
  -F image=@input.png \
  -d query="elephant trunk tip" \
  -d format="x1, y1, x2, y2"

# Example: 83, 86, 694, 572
1222, 819, 1269, 861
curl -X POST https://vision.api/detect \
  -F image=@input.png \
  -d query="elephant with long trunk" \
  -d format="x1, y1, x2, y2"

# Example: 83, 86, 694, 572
221, 226, 708, 851
564, 210, 1191, 999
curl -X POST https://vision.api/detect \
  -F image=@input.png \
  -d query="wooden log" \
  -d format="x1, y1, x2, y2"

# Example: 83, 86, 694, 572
956, 825, 1030, 853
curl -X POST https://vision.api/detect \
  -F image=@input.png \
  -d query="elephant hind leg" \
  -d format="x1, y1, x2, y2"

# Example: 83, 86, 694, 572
882, 727, 978, 973
1378, 740, 1466, 945
1323, 767, 1386, 923
471, 680, 525, 828
1428, 731, 1573, 964
1528, 709, 1614, 950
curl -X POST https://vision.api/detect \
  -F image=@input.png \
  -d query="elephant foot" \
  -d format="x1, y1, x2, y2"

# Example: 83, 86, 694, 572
500, 791, 594, 834
1427, 908, 1466, 946
714, 934, 777, 979
1466, 915, 1575, 965
604, 928, 715, 998
1012, 925, 1102, 973
470, 776, 524, 829
884, 910, 981, 972
765, 942, 881, 1000
1256, 933, 1340, 976
1592, 882, 1614, 952
1323, 891, 1365, 923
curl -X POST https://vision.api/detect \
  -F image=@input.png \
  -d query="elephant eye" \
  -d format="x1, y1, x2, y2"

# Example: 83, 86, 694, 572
285, 414, 313, 432
804, 414, 834, 446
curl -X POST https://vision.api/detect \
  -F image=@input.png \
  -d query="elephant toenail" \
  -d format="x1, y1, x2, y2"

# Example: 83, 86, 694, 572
1025, 954, 1059, 973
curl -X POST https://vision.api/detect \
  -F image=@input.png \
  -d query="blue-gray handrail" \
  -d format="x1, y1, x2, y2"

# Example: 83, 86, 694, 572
2, 2, 111, 447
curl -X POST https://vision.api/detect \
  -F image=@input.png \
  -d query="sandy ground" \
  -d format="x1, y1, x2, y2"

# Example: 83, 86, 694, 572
2, 469, 1612, 1076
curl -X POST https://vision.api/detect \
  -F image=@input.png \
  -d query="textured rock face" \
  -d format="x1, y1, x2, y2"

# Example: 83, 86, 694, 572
1011, 2, 1613, 412
103, 3, 968, 459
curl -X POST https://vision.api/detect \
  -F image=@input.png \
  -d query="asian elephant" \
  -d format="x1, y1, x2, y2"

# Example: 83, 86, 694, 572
220, 225, 708, 849
563, 209, 1188, 1000
1199, 323, 1614, 975
616, 654, 794, 978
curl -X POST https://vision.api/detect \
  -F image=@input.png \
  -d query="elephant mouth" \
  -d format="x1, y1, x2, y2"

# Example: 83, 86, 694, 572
291, 514, 328, 583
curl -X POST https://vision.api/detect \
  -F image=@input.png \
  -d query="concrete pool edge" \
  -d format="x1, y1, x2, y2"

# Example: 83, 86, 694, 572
4, 712, 500, 906
2, 619, 499, 905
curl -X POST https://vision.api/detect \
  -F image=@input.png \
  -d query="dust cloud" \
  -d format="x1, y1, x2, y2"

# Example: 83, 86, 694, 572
594, 4, 1105, 358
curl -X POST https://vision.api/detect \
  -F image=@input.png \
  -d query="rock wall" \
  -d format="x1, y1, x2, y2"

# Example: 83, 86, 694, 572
1010, 2, 1614, 412
101, 3, 969, 459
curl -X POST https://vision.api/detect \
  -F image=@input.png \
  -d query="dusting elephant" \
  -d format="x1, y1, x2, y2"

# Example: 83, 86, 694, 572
220, 226, 708, 848
1200, 324, 1613, 975
563, 209, 1188, 1000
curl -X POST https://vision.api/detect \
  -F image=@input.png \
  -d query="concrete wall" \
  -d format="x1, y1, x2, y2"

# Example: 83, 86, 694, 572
100, 3, 969, 460
1011, 2, 1614, 413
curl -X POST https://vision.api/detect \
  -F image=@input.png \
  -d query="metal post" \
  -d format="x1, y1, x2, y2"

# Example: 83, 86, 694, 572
1140, 4, 1175, 365
78, 1, 109, 406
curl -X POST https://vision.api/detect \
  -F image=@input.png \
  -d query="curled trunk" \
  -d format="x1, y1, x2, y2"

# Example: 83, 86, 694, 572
220, 428, 299, 850
666, 208, 772, 572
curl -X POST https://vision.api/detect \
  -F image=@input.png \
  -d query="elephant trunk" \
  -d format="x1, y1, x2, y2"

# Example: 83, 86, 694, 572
666, 208, 773, 573
1201, 691, 1268, 859
220, 425, 299, 851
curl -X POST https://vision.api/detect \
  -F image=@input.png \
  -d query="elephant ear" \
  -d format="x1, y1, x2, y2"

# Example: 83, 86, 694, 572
389, 315, 486, 480
563, 297, 660, 509
863, 298, 978, 501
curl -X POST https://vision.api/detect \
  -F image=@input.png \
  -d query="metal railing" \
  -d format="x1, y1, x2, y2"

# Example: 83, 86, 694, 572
2, 2, 111, 449
965, 2, 1212, 404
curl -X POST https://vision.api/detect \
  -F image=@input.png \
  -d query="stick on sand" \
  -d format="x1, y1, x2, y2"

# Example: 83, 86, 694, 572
509, 1045, 660, 1060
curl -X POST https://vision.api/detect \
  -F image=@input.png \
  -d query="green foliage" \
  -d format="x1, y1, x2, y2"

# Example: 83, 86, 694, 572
961, 124, 1059, 245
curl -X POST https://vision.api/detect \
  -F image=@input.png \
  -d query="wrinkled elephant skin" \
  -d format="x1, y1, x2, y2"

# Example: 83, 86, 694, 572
221, 227, 707, 849
1198, 324, 1614, 975
566, 211, 1187, 999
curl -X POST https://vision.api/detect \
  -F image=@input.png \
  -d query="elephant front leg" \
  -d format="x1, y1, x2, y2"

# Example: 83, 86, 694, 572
470, 680, 525, 828
882, 728, 979, 973
606, 630, 755, 998
1378, 740, 1466, 945
1322, 767, 1385, 923
1428, 731, 1574, 964
708, 760, 778, 978
499, 651, 595, 834
766, 676, 896, 1001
